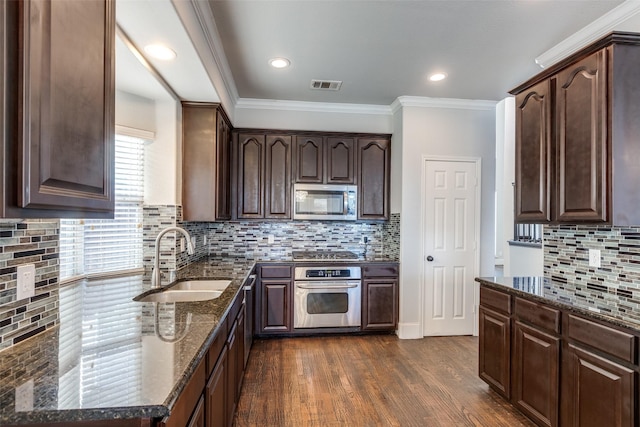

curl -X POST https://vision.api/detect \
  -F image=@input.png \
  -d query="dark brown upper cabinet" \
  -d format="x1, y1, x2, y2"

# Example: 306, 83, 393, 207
326, 137, 355, 184
515, 80, 552, 223
1, 0, 115, 218
234, 132, 291, 219
294, 135, 355, 184
235, 133, 265, 219
357, 138, 390, 220
511, 32, 640, 225
265, 135, 292, 219
182, 102, 232, 221
294, 136, 323, 183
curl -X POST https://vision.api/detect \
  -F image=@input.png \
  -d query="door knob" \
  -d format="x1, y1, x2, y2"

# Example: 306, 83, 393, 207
426, 256, 434, 262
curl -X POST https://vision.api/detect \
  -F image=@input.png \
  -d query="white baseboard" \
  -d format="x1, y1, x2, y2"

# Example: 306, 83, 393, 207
397, 322, 422, 339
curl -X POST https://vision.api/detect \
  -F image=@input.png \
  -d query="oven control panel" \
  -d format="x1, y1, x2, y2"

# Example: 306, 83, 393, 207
294, 266, 361, 280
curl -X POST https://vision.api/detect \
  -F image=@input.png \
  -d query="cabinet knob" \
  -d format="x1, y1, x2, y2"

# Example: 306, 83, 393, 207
426, 256, 434, 262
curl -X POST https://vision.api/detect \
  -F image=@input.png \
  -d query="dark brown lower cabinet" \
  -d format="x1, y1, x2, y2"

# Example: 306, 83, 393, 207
206, 346, 228, 427
259, 280, 291, 334
362, 279, 398, 330
478, 307, 511, 398
478, 282, 639, 427
513, 321, 559, 427
187, 396, 205, 427
562, 344, 635, 427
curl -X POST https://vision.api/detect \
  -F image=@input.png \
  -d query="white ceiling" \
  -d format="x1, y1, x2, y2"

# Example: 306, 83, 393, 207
116, 0, 639, 107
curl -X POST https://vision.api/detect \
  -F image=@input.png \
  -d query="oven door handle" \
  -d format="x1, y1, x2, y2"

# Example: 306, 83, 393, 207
296, 283, 359, 290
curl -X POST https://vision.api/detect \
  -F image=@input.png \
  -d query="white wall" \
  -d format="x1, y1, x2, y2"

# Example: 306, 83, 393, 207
146, 99, 181, 205
115, 89, 181, 206
396, 102, 496, 339
496, 97, 515, 269
507, 244, 544, 277
234, 102, 393, 134
115, 90, 156, 132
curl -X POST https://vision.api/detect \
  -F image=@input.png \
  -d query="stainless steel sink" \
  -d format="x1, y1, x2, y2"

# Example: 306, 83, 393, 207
169, 279, 232, 291
135, 289, 223, 303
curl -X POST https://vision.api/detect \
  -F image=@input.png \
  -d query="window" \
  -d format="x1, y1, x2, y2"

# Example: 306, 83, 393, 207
60, 134, 145, 281
513, 223, 543, 244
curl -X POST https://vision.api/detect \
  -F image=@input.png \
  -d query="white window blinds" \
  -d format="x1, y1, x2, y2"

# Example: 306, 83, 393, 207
60, 134, 145, 280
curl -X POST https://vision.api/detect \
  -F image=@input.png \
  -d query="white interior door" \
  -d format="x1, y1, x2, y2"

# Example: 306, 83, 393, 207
423, 159, 479, 336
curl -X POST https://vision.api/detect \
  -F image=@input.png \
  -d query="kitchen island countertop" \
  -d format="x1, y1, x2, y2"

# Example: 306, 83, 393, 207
476, 276, 640, 333
0, 256, 255, 426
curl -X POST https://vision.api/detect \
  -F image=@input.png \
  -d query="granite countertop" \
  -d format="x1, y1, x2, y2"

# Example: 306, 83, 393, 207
476, 276, 640, 333
0, 256, 255, 426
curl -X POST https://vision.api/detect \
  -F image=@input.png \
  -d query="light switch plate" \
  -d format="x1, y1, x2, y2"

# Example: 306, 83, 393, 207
588, 249, 601, 268
16, 264, 36, 301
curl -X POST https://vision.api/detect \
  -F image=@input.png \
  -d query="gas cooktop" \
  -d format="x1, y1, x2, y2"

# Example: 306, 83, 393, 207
291, 250, 359, 262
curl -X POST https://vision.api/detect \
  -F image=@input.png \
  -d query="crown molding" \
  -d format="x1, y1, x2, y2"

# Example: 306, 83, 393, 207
393, 96, 497, 111
535, 0, 640, 69
172, 0, 239, 117
236, 98, 392, 116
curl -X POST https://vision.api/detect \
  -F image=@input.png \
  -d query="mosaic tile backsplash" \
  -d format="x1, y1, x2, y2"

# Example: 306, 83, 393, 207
0, 206, 399, 351
0, 220, 60, 351
544, 225, 640, 323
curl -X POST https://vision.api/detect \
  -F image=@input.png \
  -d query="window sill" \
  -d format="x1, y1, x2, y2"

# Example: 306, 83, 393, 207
508, 240, 542, 249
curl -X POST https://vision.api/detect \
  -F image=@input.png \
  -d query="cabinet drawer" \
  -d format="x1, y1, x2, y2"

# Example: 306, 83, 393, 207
362, 263, 399, 278
207, 323, 228, 376
480, 287, 511, 315
260, 265, 292, 278
514, 297, 560, 334
567, 314, 636, 363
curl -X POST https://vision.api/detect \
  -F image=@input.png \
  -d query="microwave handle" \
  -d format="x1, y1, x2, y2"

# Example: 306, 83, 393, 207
344, 191, 348, 214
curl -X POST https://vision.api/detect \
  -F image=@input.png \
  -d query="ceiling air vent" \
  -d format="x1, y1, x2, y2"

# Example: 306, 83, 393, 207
310, 80, 342, 91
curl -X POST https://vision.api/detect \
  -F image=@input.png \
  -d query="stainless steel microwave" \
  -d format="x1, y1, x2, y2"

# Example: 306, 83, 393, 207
293, 184, 357, 220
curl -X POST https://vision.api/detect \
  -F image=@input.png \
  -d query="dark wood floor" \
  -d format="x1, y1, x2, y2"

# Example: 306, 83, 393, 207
234, 335, 533, 427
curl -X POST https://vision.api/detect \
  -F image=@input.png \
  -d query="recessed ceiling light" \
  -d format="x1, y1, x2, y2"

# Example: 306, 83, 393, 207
143, 44, 177, 61
269, 58, 291, 69
429, 73, 447, 82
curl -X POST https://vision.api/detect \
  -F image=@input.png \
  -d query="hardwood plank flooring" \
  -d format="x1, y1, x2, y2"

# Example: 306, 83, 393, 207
234, 335, 533, 427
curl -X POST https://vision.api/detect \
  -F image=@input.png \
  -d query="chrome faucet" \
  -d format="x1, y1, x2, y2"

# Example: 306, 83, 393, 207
152, 226, 195, 289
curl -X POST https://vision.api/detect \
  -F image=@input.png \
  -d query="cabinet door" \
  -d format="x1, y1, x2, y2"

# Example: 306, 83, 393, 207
513, 321, 559, 427
216, 113, 232, 220
15, 0, 115, 215
326, 137, 355, 184
206, 346, 227, 427
294, 136, 323, 183
265, 135, 291, 219
357, 138, 390, 220
562, 344, 635, 427
362, 279, 398, 330
236, 134, 265, 219
478, 307, 511, 398
187, 396, 205, 427
515, 80, 552, 223
259, 279, 292, 333
556, 50, 608, 222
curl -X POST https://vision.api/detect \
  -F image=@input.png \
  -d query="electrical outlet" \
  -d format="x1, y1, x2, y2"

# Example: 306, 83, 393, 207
16, 264, 35, 301
15, 379, 34, 412
203, 235, 207, 245
267, 235, 275, 244
588, 249, 601, 268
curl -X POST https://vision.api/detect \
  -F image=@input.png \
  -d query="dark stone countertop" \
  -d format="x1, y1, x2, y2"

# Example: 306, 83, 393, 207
475, 276, 640, 333
0, 256, 255, 426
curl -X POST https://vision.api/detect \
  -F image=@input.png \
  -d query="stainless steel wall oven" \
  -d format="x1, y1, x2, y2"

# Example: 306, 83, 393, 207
293, 265, 361, 329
